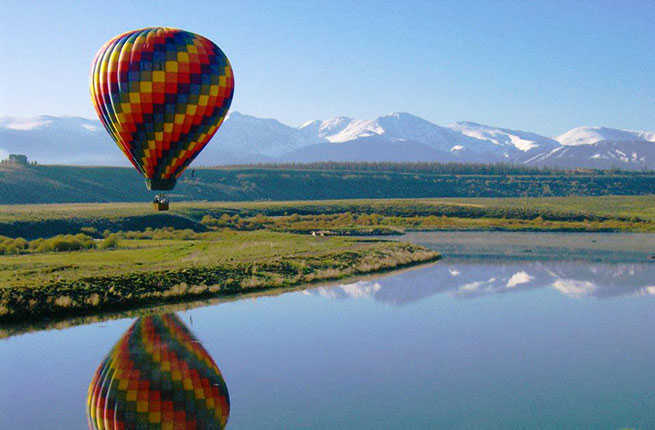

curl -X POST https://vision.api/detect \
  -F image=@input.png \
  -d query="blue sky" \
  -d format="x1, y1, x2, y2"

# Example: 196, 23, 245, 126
1, 0, 654, 136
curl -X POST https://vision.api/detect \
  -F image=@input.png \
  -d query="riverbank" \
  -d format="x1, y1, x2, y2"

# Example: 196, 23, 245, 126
0, 259, 441, 340
0, 230, 439, 324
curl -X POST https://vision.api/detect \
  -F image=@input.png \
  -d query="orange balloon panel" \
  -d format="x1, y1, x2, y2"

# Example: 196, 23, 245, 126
90, 28, 234, 190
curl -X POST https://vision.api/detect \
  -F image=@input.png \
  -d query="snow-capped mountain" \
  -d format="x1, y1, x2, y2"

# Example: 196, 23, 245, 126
298, 116, 355, 142
449, 121, 561, 162
525, 141, 655, 170
556, 126, 655, 146
521, 126, 655, 169
203, 111, 313, 157
0, 115, 127, 165
286, 112, 556, 163
1, 113, 653, 169
288, 112, 499, 163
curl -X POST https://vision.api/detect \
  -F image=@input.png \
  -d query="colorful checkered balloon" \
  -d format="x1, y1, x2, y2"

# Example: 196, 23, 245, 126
90, 28, 234, 190
87, 313, 230, 429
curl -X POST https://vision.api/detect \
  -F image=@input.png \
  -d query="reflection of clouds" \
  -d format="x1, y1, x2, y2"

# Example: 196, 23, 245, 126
308, 261, 655, 305
448, 268, 461, 276
454, 278, 511, 297
507, 271, 532, 288
551, 279, 596, 298
307, 281, 382, 300
459, 281, 485, 291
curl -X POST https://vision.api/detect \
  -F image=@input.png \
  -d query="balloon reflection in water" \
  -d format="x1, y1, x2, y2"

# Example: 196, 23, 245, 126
87, 313, 229, 429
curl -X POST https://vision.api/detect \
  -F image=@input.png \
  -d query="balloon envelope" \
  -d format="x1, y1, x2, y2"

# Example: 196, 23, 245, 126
87, 313, 230, 429
90, 28, 234, 190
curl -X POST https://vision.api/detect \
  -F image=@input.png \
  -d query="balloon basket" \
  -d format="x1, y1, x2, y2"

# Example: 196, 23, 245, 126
153, 194, 169, 211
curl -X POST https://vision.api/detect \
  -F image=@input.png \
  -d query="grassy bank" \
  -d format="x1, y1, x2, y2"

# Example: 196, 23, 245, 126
0, 195, 652, 239
0, 230, 439, 323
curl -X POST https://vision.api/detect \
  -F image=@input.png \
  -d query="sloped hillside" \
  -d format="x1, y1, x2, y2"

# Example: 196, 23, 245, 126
0, 163, 653, 205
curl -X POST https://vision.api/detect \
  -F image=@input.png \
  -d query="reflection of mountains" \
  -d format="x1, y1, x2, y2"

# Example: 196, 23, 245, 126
310, 261, 655, 305
87, 313, 229, 429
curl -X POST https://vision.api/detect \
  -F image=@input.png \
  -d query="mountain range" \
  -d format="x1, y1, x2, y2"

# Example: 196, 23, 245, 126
1, 112, 654, 169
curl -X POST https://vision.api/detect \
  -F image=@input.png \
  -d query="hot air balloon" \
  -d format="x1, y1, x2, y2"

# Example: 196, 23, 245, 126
87, 313, 230, 429
90, 28, 234, 210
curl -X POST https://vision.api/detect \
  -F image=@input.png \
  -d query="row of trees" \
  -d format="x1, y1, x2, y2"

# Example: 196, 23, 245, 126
205, 161, 652, 176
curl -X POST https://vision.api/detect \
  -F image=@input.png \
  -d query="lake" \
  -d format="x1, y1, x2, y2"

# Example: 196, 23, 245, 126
2, 232, 655, 429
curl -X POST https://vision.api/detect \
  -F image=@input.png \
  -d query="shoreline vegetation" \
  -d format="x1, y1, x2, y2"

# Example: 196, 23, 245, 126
0, 260, 439, 340
0, 195, 653, 326
0, 230, 439, 325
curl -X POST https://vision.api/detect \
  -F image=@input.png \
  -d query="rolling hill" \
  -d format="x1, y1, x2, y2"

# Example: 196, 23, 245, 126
0, 163, 652, 205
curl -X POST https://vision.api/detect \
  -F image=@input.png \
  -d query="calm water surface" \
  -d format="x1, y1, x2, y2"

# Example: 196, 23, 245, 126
2, 232, 655, 429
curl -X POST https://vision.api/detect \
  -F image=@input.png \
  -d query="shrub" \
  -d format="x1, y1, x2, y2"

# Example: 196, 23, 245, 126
0, 236, 29, 255
201, 215, 217, 225
36, 234, 95, 253
29, 238, 44, 250
0, 244, 19, 255
18, 239, 28, 249
80, 226, 99, 237
99, 234, 119, 249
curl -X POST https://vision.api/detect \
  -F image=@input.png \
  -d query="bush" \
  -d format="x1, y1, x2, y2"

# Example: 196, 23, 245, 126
35, 234, 95, 253
0, 236, 29, 255
0, 244, 19, 255
29, 238, 44, 250
99, 234, 119, 249
80, 226, 99, 237
201, 215, 217, 225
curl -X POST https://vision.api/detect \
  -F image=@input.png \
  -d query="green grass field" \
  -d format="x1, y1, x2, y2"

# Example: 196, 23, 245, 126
0, 229, 439, 323
0, 230, 399, 288
1, 194, 652, 220
0, 195, 652, 237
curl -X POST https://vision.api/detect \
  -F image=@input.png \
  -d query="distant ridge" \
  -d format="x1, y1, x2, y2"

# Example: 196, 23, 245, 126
0, 163, 652, 205
1, 113, 654, 170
